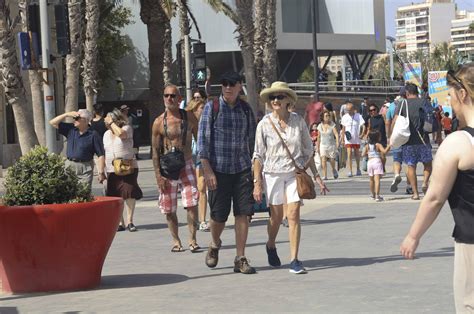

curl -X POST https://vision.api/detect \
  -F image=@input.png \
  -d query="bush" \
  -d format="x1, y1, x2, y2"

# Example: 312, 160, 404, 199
2, 146, 93, 206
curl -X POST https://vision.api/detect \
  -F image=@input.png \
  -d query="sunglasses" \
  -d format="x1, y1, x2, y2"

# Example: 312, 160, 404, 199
447, 70, 467, 91
269, 95, 287, 101
73, 116, 83, 121
369, 108, 377, 112
193, 96, 202, 100
221, 80, 237, 88
164, 94, 177, 99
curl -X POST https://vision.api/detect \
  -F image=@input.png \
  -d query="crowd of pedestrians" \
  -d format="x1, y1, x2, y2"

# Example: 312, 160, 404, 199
49, 63, 474, 308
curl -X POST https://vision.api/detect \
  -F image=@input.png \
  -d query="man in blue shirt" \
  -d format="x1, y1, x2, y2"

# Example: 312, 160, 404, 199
198, 71, 257, 274
50, 109, 105, 190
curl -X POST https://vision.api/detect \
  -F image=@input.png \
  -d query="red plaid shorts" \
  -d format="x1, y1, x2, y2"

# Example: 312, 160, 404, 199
159, 159, 199, 214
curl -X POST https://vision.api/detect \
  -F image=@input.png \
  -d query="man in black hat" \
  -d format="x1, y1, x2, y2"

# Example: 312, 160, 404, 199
198, 71, 257, 274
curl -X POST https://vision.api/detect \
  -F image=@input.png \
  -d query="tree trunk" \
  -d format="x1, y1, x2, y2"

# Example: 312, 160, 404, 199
163, 20, 172, 85
140, 0, 166, 128
177, 0, 189, 92
65, 0, 82, 114
19, 0, 45, 145
236, 0, 258, 112
262, 0, 277, 87
0, 3, 39, 154
82, 0, 99, 112
253, 0, 266, 89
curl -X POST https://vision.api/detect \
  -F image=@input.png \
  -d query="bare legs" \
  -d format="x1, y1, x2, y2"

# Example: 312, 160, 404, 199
346, 148, 361, 174
196, 168, 208, 225
166, 206, 198, 248
267, 202, 301, 261
210, 215, 249, 257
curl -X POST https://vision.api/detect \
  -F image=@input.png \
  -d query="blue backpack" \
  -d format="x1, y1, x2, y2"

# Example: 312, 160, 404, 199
419, 98, 439, 134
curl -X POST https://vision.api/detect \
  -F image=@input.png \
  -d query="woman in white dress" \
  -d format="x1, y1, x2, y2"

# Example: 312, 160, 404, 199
317, 110, 339, 180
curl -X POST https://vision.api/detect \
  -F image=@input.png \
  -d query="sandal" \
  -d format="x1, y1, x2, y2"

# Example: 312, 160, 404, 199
411, 195, 420, 200
171, 245, 185, 253
422, 185, 428, 194
189, 243, 201, 253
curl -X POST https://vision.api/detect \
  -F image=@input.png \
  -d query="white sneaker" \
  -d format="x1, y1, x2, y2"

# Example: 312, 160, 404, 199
199, 221, 210, 232
390, 175, 402, 193
375, 195, 384, 202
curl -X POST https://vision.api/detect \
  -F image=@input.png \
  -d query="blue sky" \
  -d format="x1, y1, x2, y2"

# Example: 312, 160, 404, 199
385, 0, 473, 37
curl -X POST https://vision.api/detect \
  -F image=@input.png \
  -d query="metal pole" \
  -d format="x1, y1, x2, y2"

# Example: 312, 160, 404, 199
389, 42, 394, 80
39, 0, 56, 152
311, 0, 319, 101
184, 34, 192, 103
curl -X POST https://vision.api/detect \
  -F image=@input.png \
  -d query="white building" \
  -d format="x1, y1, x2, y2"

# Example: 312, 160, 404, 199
451, 10, 474, 61
395, 0, 455, 53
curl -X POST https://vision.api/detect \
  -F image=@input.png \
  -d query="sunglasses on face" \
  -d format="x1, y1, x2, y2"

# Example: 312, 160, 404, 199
221, 80, 237, 88
193, 96, 202, 100
369, 108, 377, 112
447, 70, 467, 91
73, 116, 82, 121
164, 94, 177, 99
269, 95, 287, 101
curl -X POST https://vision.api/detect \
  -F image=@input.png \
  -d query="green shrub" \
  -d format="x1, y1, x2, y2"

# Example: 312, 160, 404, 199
2, 146, 93, 206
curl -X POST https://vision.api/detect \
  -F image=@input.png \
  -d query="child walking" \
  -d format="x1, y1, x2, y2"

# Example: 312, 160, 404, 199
363, 130, 391, 202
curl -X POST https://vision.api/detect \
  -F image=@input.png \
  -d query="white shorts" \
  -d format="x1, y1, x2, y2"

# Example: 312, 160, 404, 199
264, 172, 300, 206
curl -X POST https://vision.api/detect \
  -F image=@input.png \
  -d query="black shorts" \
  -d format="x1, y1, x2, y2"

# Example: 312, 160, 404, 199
208, 169, 255, 223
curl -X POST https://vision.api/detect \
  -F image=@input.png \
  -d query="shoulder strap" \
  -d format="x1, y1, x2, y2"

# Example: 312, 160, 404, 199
163, 110, 187, 148
267, 117, 310, 171
212, 98, 220, 123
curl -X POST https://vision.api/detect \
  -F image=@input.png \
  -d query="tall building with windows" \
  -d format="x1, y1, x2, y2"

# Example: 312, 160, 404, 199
451, 10, 474, 62
395, 0, 455, 53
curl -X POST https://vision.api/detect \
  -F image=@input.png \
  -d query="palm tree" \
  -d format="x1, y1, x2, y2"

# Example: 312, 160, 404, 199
262, 0, 277, 87
82, 0, 100, 112
64, 0, 82, 115
139, 0, 168, 124
0, 0, 39, 154
253, 0, 265, 91
19, 0, 45, 146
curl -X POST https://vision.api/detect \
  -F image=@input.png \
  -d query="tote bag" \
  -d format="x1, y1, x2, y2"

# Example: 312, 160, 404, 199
390, 99, 410, 149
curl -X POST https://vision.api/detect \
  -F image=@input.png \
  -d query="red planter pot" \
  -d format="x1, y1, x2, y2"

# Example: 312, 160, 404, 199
0, 196, 123, 294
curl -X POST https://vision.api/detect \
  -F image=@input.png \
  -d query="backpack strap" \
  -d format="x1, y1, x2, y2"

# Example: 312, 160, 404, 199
212, 98, 220, 124
163, 109, 187, 149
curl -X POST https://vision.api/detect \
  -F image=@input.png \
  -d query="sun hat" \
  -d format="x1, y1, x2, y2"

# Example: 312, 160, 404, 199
260, 81, 297, 104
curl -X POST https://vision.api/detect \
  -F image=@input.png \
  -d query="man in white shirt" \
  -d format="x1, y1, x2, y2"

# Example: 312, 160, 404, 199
341, 102, 365, 177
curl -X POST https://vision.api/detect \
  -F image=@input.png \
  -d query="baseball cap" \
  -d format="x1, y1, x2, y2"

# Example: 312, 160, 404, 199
120, 105, 130, 111
219, 71, 243, 84
77, 109, 92, 124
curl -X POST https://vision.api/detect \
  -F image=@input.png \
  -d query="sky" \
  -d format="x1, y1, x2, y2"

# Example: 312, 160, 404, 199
385, 0, 474, 37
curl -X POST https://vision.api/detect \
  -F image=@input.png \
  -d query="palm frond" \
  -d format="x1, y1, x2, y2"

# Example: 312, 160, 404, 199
203, 0, 239, 25
160, 0, 175, 20
181, 0, 202, 40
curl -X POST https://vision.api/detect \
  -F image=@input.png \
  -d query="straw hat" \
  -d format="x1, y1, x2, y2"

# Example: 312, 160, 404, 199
260, 81, 297, 104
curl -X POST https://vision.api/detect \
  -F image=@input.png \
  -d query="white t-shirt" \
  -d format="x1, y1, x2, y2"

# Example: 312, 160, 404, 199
341, 113, 365, 144
103, 125, 137, 173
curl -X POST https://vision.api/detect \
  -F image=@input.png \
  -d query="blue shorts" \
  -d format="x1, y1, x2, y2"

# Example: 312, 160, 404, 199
402, 144, 433, 166
391, 147, 403, 164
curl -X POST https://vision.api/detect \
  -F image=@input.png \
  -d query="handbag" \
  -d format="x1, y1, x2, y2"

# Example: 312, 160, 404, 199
159, 109, 188, 180
390, 99, 411, 149
113, 158, 134, 176
268, 117, 316, 200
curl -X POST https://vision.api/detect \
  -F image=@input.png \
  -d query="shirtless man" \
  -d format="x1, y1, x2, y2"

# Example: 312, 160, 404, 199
152, 84, 200, 253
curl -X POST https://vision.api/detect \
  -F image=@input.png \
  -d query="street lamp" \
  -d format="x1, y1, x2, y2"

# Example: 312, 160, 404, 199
386, 36, 396, 80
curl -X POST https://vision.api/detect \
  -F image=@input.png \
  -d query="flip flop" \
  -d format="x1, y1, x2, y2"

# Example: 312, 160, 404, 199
411, 195, 420, 200
189, 243, 201, 253
171, 245, 185, 253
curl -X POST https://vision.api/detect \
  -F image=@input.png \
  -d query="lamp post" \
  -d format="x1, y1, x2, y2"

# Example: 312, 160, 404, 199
386, 36, 396, 80
311, 0, 319, 100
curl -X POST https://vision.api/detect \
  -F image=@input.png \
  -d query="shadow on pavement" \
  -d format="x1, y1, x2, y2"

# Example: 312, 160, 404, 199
100, 273, 188, 289
219, 240, 289, 251
0, 307, 19, 314
302, 247, 454, 271
301, 216, 375, 225
138, 222, 186, 230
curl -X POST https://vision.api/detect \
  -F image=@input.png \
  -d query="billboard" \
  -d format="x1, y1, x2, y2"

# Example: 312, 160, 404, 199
428, 71, 450, 107
403, 63, 422, 87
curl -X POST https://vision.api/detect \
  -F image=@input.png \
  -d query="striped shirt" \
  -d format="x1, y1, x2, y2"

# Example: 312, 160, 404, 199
198, 95, 256, 174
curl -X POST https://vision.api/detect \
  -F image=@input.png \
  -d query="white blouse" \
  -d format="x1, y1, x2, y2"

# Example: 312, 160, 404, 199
253, 112, 314, 173
103, 125, 137, 173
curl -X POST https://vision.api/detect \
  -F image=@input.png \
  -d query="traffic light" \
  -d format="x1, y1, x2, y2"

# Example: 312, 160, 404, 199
176, 41, 185, 85
54, 4, 71, 56
192, 42, 206, 83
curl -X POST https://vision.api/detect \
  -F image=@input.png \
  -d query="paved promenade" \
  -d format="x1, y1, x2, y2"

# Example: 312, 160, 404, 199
0, 148, 455, 313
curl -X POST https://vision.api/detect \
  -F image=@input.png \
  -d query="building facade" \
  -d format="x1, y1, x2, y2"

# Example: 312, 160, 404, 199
451, 10, 474, 62
395, 0, 455, 53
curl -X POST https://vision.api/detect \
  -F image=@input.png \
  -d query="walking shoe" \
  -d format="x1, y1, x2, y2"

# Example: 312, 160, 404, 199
375, 195, 384, 202
347, 172, 353, 178
289, 259, 307, 274
205, 244, 220, 268
356, 169, 362, 176
127, 223, 137, 232
281, 217, 289, 228
233, 256, 256, 274
390, 175, 402, 193
333, 169, 339, 179
266, 245, 281, 267
323, 176, 328, 180
406, 186, 414, 195
117, 225, 126, 232
199, 221, 210, 232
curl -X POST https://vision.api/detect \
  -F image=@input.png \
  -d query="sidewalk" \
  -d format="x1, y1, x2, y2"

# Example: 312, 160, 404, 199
0, 147, 455, 313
